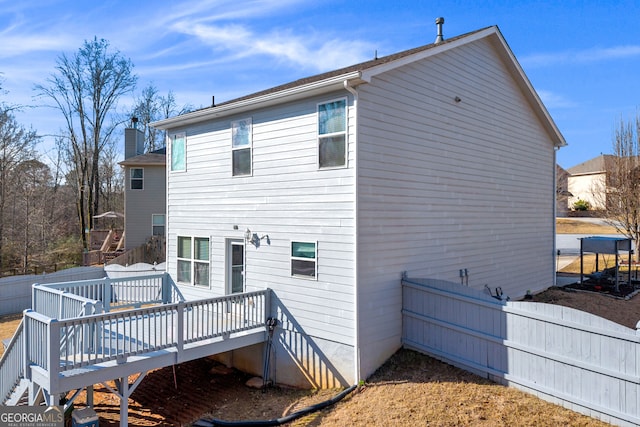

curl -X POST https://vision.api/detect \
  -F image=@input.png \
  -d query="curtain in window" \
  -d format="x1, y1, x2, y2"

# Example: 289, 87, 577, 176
319, 100, 346, 135
171, 135, 186, 171
194, 238, 209, 261
178, 236, 191, 258
232, 119, 251, 147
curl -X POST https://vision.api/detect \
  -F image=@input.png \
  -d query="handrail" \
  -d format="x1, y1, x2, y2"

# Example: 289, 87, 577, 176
0, 318, 24, 403
32, 284, 103, 319
25, 289, 269, 382
40, 273, 183, 311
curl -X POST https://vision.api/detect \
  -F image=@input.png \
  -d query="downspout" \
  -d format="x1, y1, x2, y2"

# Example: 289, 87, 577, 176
553, 147, 558, 287
344, 79, 360, 385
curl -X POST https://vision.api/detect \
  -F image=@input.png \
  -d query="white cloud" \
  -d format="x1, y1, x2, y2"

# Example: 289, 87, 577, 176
521, 45, 640, 68
536, 90, 577, 109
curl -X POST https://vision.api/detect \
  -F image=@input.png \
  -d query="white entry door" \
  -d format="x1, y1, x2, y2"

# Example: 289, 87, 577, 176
227, 239, 245, 294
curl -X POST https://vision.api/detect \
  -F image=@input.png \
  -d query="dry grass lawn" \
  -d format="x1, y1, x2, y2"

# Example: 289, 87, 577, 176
555, 218, 618, 234
0, 218, 628, 425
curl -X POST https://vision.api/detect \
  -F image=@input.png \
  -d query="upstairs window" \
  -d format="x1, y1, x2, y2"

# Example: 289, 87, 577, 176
318, 99, 347, 169
291, 241, 317, 279
130, 168, 143, 190
232, 118, 252, 176
177, 236, 210, 287
171, 133, 186, 172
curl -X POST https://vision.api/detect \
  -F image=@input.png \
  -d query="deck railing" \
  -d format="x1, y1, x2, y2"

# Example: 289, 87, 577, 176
32, 285, 103, 319
39, 273, 183, 312
24, 289, 269, 383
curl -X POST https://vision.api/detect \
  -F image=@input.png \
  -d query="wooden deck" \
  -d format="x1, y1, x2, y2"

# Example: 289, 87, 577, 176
1, 273, 270, 425
26, 290, 269, 396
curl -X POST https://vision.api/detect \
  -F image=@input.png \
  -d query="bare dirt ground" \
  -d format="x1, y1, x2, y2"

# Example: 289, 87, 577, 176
0, 287, 626, 427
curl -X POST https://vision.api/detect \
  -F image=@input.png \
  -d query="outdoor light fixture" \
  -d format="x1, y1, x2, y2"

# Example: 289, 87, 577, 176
244, 228, 269, 247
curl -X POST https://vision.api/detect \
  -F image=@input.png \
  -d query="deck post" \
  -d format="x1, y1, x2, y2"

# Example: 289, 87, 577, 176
104, 277, 112, 312
48, 318, 60, 394
118, 376, 129, 427
161, 273, 170, 303
265, 288, 272, 322
176, 301, 185, 363
86, 385, 94, 408
23, 310, 32, 381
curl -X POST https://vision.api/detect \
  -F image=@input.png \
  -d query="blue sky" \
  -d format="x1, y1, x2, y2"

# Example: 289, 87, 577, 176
2, 0, 640, 169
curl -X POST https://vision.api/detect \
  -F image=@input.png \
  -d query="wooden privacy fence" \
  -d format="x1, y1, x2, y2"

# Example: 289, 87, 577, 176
402, 278, 640, 427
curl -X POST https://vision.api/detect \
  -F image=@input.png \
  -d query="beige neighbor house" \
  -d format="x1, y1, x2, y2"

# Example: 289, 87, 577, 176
556, 164, 571, 217
152, 24, 565, 388
566, 154, 612, 211
118, 127, 166, 250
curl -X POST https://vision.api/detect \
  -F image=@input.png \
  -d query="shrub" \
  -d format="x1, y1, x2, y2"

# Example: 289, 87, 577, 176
572, 199, 591, 211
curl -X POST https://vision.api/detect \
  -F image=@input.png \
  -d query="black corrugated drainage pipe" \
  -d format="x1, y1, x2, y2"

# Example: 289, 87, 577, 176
193, 384, 358, 427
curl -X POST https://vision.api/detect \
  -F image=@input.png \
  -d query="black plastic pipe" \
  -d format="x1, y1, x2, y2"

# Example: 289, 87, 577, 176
193, 384, 358, 427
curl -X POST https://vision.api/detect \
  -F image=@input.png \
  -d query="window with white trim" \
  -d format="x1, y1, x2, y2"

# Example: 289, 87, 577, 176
152, 214, 165, 236
232, 118, 252, 176
318, 99, 347, 168
130, 168, 143, 190
177, 236, 209, 286
170, 133, 186, 172
291, 241, 317, 279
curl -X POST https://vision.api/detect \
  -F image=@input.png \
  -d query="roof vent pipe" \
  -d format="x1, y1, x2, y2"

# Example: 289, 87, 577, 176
435, 17, 445, 43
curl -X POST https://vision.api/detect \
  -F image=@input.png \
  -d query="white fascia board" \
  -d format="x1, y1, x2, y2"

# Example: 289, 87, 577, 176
152, 71, 363, 130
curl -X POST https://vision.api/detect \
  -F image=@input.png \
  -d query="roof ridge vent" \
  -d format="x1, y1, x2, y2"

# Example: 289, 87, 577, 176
435, 17, 445, 43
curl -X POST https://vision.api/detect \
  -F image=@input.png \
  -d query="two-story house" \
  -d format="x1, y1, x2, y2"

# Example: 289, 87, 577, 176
153, 24, 565, 388
119, 126, 167, 250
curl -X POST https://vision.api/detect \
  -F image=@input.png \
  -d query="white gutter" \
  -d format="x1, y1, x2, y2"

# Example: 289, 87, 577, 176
153, 71, 363, 130
343, 79, 361, 385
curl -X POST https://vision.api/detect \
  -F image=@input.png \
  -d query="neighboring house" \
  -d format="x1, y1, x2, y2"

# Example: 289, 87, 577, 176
566, 154, 612, 211
119, 127, 167, 250
556, 164, 571, 217
153, 24, 565, 388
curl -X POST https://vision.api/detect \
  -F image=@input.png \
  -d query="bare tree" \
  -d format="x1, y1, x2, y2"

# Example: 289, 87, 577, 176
130, 83, 192, 151
600, 115, 640, 261
13, 159, 51, 272
36, 37, 136, 249
0, 107, 39, 269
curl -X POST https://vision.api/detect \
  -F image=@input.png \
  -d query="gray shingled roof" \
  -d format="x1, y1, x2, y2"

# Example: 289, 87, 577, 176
567, 155, 613, 175
119, 152, 165, 166
206, 26, 492, 110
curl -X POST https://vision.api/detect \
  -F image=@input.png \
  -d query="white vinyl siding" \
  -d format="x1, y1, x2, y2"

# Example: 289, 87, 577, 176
166, 94, 357, 346
355, 37, 557, 377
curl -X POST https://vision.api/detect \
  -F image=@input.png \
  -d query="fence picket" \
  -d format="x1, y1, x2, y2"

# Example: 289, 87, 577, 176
402, 277, 640, 426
